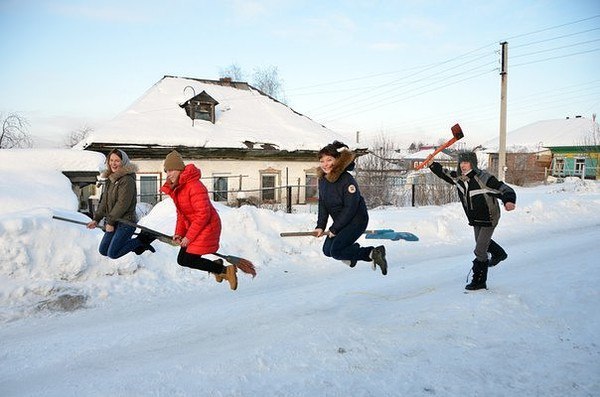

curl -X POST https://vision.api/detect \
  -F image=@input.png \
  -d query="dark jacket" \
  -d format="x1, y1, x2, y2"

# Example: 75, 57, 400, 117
316, 149, 368, 234
160, 164, 221, 255
429, 161, 516, 227
94, 162, 138, 226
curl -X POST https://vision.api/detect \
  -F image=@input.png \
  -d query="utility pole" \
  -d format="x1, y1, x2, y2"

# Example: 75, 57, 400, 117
498, 41, 508, 180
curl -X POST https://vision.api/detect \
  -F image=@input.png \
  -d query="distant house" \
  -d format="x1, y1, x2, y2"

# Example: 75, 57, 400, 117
483, 117, 600, 184
80, 75, 349, 208
403, 147, 455, 171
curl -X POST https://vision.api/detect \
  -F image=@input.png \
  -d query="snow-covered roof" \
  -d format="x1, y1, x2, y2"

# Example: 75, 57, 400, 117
403, 148, 453, 161
0, 149, 105, 172
80, 75, 346, 152
483, 117, 599, 153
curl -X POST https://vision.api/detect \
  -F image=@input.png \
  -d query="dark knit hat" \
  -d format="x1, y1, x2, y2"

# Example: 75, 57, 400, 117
164, 150, 185, 171
318, 140, 349, 158
457, 151, 478, 171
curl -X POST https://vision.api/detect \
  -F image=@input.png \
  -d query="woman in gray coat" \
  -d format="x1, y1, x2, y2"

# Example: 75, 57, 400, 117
86, 149, 154, 258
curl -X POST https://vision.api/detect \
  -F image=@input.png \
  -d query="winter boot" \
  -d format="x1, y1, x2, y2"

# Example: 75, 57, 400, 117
212, 259, 225, 283
220, 265, 238, 291
488, 240, 507, 267
489, 252, 508, 267
341, 260, 357, 268
133, 231, 156, 255
465, 259, 488, 290
369, 246, 388, 275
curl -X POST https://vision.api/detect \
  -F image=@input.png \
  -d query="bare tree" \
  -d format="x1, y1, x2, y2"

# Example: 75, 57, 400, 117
0, 112, 32, 149
65, 125, 93, 148
219, 63, 244, 81
252, 66, 286, 103
355, 134, 405, 207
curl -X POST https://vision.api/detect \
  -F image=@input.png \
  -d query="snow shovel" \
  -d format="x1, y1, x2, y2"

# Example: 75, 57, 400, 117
116, 218, 257, 278
280, 229, 418, 242
414, 123, 464, 170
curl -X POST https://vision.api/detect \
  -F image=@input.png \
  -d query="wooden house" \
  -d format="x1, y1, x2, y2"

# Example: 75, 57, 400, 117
80, 75, 350, 208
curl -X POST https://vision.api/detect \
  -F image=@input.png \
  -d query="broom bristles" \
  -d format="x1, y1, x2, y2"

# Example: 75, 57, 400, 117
215, 253, 256, 278
235, 258, 257, 278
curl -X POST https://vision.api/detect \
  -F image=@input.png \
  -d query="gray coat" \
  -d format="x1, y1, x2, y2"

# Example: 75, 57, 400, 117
94, 162, 138, 226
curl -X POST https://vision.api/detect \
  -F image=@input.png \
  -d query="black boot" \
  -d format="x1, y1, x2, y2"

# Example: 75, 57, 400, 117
465, 259, 488, 290
487, 240, 507, 267
133, 231, 156, 255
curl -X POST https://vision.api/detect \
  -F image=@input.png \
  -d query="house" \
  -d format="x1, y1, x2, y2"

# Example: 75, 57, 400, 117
80, 75, 350, 208
483, 117, 600, 184
403, 146, 455, 171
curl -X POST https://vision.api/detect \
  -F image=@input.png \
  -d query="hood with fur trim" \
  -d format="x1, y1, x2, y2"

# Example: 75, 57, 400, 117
317, 148, 357, 183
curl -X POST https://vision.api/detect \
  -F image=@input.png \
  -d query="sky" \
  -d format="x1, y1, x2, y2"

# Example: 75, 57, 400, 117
1, 149, 599, 395
1, 0, 599, 148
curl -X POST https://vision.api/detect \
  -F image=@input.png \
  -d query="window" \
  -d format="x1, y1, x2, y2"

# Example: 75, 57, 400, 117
554, 158, 565, 176
305, 174, 318, 201
191, 101, 212, 121
575, 158, 585, 175
261, 174, 276, 202
140, 175, 158, 205
213, 177, 228, 202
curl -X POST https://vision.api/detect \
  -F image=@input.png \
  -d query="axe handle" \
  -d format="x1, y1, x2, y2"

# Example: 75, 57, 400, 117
414, 136, 458, 170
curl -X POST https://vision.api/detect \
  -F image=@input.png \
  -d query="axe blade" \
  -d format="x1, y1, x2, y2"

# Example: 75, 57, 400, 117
451, 123, 464, 140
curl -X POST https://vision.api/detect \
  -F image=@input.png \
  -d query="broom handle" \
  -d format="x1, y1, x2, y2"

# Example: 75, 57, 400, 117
280, 230, 380, 237
52, 215, 106, 231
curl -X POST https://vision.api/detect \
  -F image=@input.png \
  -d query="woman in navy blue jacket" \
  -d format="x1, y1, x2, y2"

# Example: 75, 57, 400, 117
314, 141, 387, 275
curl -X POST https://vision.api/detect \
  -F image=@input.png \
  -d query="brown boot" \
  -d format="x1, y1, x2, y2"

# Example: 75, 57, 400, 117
223, 265, 238, 290
213, 259, 225, 283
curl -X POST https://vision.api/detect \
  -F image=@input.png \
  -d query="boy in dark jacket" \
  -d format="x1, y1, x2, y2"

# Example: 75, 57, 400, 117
429, 152, 516, 290
314, 141, 387, 275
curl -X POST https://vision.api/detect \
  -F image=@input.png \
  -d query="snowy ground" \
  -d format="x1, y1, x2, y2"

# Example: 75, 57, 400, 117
1, 163, 599, 396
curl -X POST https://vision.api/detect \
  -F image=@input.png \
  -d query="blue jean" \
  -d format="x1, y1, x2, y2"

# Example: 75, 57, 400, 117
98, 224, 142, 259
322, 219, 372, 263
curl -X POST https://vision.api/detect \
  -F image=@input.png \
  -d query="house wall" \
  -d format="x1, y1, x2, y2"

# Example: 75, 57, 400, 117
549, 147, 599, 179
133, 158, 320, 206
487, 152, 551, 185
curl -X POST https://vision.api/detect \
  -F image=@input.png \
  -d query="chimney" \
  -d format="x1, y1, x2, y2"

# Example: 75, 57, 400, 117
219, 77, 232, 86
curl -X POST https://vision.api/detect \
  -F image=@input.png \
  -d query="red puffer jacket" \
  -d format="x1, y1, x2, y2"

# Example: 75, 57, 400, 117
161, 164, 221, 255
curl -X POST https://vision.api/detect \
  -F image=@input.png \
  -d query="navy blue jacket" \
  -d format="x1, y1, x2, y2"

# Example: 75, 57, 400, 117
316, 150, 368, 234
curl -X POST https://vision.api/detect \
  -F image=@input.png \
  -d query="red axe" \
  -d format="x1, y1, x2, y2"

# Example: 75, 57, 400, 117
415, 123, 464, 170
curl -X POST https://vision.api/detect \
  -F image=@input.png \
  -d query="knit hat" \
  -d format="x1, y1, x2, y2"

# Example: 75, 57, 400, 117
457, 151, 478, 171
318, 140, 350, 158
164, 150, 185, 171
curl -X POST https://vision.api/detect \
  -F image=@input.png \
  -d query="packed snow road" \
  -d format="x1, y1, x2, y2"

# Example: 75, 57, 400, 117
1, 225, 598, 397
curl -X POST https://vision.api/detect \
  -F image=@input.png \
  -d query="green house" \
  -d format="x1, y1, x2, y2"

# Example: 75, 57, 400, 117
548, 146, 600, 180
484, 117, 600, 183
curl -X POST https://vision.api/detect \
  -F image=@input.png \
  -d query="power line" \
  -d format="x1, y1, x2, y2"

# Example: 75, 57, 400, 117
512, 38, 600, 59
505, 14, 600, 41
512, 47, 600, 67
511, 27, 600, 49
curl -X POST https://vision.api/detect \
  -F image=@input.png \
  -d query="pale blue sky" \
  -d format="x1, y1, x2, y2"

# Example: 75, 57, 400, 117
1, 0, 599, 147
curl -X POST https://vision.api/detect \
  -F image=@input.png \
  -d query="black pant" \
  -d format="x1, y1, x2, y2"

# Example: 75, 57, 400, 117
177, 248, 225, 274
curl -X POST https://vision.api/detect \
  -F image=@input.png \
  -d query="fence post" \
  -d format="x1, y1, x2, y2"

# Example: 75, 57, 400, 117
411, 182, 416, 207
286, 186, 292, 213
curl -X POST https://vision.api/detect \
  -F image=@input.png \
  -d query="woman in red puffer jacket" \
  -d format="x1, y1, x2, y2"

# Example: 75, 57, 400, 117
160, 150, 238, 290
